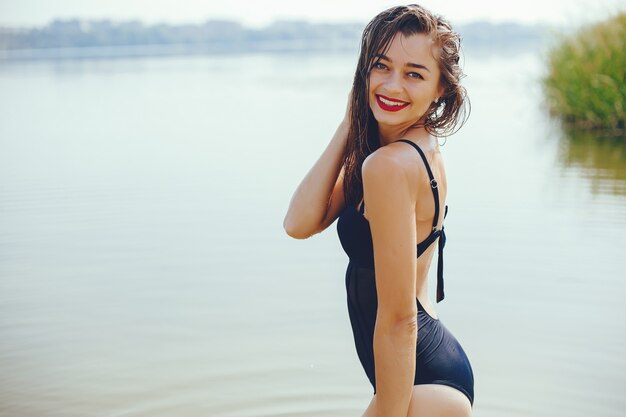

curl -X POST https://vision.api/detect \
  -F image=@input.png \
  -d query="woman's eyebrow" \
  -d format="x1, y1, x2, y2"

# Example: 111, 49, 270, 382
374, 53, 431, 73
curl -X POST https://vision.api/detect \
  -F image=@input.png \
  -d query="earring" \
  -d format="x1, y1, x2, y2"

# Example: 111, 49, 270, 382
434, 97, 440, 104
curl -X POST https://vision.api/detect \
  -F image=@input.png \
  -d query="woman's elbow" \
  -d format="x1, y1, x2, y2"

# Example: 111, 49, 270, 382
283, 218, 315, 240
377, 308, 418, 335
283, 217, 301, 239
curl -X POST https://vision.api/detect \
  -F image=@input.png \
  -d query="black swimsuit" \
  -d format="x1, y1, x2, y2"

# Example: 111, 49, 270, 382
336, 139, 475, 406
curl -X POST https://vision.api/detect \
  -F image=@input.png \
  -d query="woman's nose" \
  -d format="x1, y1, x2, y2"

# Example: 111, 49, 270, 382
384, 71, 403, 93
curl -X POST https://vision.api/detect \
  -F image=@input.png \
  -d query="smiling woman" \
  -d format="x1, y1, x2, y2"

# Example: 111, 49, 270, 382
284, 4, 473, 417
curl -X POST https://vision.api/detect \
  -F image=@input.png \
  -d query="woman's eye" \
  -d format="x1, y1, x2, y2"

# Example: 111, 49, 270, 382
408, 72, 423, 79
373, 62, 387, 70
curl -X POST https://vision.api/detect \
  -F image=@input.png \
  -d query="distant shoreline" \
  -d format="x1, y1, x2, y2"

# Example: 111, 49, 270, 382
0, 40, 360, 61
0, 19, 549, 60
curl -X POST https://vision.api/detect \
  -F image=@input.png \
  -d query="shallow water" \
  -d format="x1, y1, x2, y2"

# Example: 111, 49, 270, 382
1, 49, 625, 417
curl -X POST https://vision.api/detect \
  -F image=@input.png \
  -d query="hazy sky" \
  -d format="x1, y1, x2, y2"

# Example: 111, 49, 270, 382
1, 0, 624, 27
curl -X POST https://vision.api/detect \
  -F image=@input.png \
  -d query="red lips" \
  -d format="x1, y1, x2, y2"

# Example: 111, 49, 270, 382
375, 94, 410, 112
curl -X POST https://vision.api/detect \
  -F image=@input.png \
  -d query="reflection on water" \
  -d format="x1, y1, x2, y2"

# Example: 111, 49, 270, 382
555, 125, 626, 195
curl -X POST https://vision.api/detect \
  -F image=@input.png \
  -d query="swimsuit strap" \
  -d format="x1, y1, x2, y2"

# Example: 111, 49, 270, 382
396, 139, 440, 231
397, 139, 447, 303
436, 204, 448, 302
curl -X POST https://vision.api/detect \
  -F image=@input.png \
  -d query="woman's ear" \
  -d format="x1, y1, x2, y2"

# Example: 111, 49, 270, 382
436, 84, 445, 101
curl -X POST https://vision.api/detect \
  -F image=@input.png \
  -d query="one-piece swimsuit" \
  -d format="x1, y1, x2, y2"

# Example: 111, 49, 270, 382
336, 139, 475, 406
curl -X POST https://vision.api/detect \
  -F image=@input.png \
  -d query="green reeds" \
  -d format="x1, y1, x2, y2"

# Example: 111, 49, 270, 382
543, 12, 625, 133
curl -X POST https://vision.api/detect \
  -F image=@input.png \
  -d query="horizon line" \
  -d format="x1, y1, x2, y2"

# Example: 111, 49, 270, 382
0, 16, 569, 31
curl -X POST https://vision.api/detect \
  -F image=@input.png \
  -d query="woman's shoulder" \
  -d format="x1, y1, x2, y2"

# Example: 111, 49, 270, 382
361, 144, 424, 202
362, 144, 409, 178
363, 140, 432, 186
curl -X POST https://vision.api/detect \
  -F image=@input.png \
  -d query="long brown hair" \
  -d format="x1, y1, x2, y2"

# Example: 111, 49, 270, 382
342, 4, 469, 207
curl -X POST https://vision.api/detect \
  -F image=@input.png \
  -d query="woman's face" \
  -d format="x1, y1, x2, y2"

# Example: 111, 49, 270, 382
368, 32, 443, 131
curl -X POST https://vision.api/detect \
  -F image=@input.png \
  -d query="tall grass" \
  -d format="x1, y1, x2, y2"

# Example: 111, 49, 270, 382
543, 12, 625, 133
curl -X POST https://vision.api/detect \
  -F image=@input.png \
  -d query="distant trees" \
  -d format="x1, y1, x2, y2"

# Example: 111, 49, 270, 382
0, 19, 363, 51
0, 19, 544, 54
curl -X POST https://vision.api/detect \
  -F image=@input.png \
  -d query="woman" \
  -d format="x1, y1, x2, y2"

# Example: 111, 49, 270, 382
284, 4, 474, 417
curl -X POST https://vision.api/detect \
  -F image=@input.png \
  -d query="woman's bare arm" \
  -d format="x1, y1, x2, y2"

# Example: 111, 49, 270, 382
363, 145, 419, 417
282, 120, 348, 239
283, 92, 352, 239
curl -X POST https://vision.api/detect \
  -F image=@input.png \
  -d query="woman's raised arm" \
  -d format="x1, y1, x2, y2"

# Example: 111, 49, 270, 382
282, 120, 348, 239
283, 91, 352, 239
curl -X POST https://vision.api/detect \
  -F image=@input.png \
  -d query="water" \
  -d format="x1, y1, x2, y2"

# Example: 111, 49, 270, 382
1, 49, 625, 417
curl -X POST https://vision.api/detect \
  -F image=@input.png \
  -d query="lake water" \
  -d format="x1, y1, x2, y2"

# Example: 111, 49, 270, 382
1, 47, 625, 417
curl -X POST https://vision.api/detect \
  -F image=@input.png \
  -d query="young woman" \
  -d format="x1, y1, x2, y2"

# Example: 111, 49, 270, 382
284, 5, 474, 417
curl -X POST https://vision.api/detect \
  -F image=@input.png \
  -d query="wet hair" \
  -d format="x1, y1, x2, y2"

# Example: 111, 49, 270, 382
342, 4, 469, 207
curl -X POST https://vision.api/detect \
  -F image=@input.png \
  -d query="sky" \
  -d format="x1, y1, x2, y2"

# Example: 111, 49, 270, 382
0, 0, 624, 28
